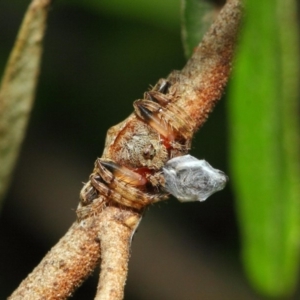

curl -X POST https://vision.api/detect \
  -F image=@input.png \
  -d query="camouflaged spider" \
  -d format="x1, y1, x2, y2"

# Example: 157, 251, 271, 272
78, 79, 195, 215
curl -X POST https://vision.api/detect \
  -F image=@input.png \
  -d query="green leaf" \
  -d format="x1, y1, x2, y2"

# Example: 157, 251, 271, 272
0, 0, 51, 207
228, 0, 300, 297
181, 0, 223, 58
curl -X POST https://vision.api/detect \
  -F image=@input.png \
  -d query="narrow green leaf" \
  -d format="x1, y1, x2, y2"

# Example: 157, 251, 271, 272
228, 0, 300, 297
0, 0, 51, 207
181, 0, 223, 58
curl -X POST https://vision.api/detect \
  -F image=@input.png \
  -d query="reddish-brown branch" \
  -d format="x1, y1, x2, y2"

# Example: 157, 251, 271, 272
9, 218, 102, 299
9, 204, 141, 300
95, 207, 141, 300
172, 0, 242, 131
9, 0, 242, 299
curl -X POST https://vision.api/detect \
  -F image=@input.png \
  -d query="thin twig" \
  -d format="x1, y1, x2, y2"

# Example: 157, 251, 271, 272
9, 0, 242, 299
95, 207, 141, 300
8, 203, 141, 300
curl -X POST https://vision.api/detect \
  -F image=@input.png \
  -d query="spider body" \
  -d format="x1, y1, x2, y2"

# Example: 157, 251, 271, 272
78, 79, 193, 216
105, 119, 169, 169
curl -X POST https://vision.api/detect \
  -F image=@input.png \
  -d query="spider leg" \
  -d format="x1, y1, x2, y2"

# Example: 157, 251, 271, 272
92, 159, 162, 209
163, 102, 194, 139
90, 175, 139, 208
76, 195, 105, 220
144, 91, 170, 106
154, 78, 170, 94
90, 175, 111, 197
96, 159, 146, 186
80, 181, 98, 205
134, 99, 194, 141
134, 100, 175, 141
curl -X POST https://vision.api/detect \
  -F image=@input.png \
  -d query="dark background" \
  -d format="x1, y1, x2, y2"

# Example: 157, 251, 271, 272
0, 1, 273, 299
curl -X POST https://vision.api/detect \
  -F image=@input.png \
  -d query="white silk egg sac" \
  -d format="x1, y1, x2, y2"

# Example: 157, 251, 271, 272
162, 155, 228, 202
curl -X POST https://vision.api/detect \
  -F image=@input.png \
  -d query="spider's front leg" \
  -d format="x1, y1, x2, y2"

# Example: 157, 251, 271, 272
134, 100, 175, 142
134, 78, 195, 147
90, 159, 166, 209
144, 79, 172, 105
133, 95, 194, 156
80, 181, 98, 205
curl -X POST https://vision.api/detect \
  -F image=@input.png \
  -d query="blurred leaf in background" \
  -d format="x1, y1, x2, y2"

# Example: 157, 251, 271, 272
181, 0, 225, 58
65, 0, 181, 31
228, 0, 300, 298
0, 0, 51, 210
182, 0, 300, 298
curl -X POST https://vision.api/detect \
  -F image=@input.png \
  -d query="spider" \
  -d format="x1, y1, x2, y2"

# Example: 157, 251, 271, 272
78, 77, 228, 217
78, 78, 191, 216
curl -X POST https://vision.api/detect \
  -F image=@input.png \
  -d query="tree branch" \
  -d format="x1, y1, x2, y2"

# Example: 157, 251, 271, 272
8, 0, 242, 299
9, 217, 102, 299
95, 207, 141, 300
175, 0, 242, 131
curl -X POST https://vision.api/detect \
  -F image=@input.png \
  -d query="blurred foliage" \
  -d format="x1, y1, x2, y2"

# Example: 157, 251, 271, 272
228, 0, 300, 298
62, 0, 181, 32
0, 0, 50, 209
181, 0, 225, 58
183, 0, 300, 298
